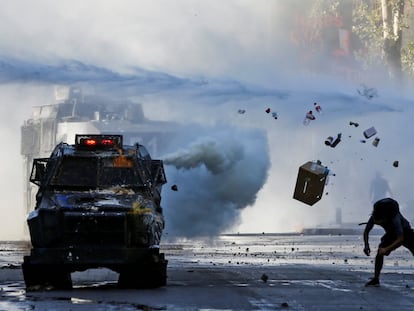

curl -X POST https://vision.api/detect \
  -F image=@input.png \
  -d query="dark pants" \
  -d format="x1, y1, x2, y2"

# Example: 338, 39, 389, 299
379, 230, 414, 255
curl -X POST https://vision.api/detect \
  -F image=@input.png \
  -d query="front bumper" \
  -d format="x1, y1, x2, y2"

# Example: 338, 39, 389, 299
26, 246, 163, 272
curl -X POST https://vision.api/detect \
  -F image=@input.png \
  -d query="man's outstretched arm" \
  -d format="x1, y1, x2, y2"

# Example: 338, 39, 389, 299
363, 217, 374, 256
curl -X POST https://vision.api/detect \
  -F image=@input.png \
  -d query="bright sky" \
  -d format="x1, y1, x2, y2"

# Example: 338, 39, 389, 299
0, 0, 291, 84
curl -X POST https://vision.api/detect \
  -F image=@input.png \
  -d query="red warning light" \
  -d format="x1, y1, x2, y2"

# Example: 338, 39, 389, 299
101, 139, 114, 146
75, 134, 123, 149
85, 139, 98, 146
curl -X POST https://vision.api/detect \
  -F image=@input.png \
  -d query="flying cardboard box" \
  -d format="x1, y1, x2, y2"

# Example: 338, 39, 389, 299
293, 161, 328, 206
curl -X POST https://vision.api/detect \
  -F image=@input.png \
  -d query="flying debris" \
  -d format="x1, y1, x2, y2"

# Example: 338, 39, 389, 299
372, 137, 380, 147
293, 160, 329, 206
303, 110, 316, 126
264, 107, 278, 119
313, 102, 322, 113
363, 126, 377, 139
325, 136, 334, 146
324, 133, 341, 148
357, 84, 378, 99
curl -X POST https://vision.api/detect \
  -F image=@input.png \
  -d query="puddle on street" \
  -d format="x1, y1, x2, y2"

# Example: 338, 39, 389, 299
1, 280, 167, 311
270, 279, 352, 292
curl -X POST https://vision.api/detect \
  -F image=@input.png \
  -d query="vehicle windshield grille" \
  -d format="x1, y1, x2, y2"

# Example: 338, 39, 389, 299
51, 156, 142, 187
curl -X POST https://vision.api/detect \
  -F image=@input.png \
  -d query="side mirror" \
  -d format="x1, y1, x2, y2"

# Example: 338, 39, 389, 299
35, 162, 45, 180
30, 160, 47, 185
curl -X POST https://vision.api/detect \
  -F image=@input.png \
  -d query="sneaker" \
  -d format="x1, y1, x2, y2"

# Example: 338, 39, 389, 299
365, 278, 380, 287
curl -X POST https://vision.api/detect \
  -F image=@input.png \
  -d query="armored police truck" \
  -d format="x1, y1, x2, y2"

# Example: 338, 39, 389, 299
22, 134, 168, 289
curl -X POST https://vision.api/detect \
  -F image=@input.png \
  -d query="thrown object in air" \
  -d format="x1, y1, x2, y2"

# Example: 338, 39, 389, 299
325, 136, 334, 146
303, 110, 316, 126
372, 137, 380, 147
330, 133, 341, 148
325, 134, 341, 148
314, 102, 322, 113
363, 127, 377, 139
358, 84, 378, 100
306, 110, 315, 120
293, 160, 329, 206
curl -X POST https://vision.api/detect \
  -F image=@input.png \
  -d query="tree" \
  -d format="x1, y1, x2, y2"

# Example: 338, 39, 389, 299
353, 0, 413, 83
381, 0, 405, 81
300, 0, 414, 82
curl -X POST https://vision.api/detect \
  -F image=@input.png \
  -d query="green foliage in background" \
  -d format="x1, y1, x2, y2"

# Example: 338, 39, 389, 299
310, 0, 414, 80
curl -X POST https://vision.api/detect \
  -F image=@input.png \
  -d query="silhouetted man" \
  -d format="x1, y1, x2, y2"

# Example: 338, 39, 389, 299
363, 198, 414, 287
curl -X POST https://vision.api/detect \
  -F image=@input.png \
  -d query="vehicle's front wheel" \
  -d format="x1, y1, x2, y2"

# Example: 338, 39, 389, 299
22, 256, 72, 290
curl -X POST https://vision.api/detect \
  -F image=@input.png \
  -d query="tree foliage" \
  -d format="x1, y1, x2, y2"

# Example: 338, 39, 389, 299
352, 1, 384, 70
402, 40, 414, 75
309, 0, 414, 81
352, 0, 414, 81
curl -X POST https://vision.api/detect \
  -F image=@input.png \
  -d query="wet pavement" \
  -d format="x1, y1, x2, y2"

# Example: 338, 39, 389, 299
1, 234, 414, 310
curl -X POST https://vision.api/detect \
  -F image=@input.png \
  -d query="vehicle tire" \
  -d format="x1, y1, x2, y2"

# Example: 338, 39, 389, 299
118, 254, 167, 288
22, 256, 72, 290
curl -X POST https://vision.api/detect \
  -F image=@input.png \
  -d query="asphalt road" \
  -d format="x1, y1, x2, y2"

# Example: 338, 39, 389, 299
1, 234, 414, 310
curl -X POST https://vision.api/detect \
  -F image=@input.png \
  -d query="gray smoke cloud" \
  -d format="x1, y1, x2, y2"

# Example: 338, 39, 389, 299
163, 137, 244, 174
161, 125, 270, 238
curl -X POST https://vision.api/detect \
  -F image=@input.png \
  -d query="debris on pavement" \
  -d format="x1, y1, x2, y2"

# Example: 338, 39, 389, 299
372, 137, 380, 147
265, 108, 271, 113
171, 184, 178, 191
349, 121, 359, 127
237, 109, 246, 114
393, 161, 399, 167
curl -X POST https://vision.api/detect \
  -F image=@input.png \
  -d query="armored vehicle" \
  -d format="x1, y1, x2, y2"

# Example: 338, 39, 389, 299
21, 86, 176, 225
22, 134, 168, 289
